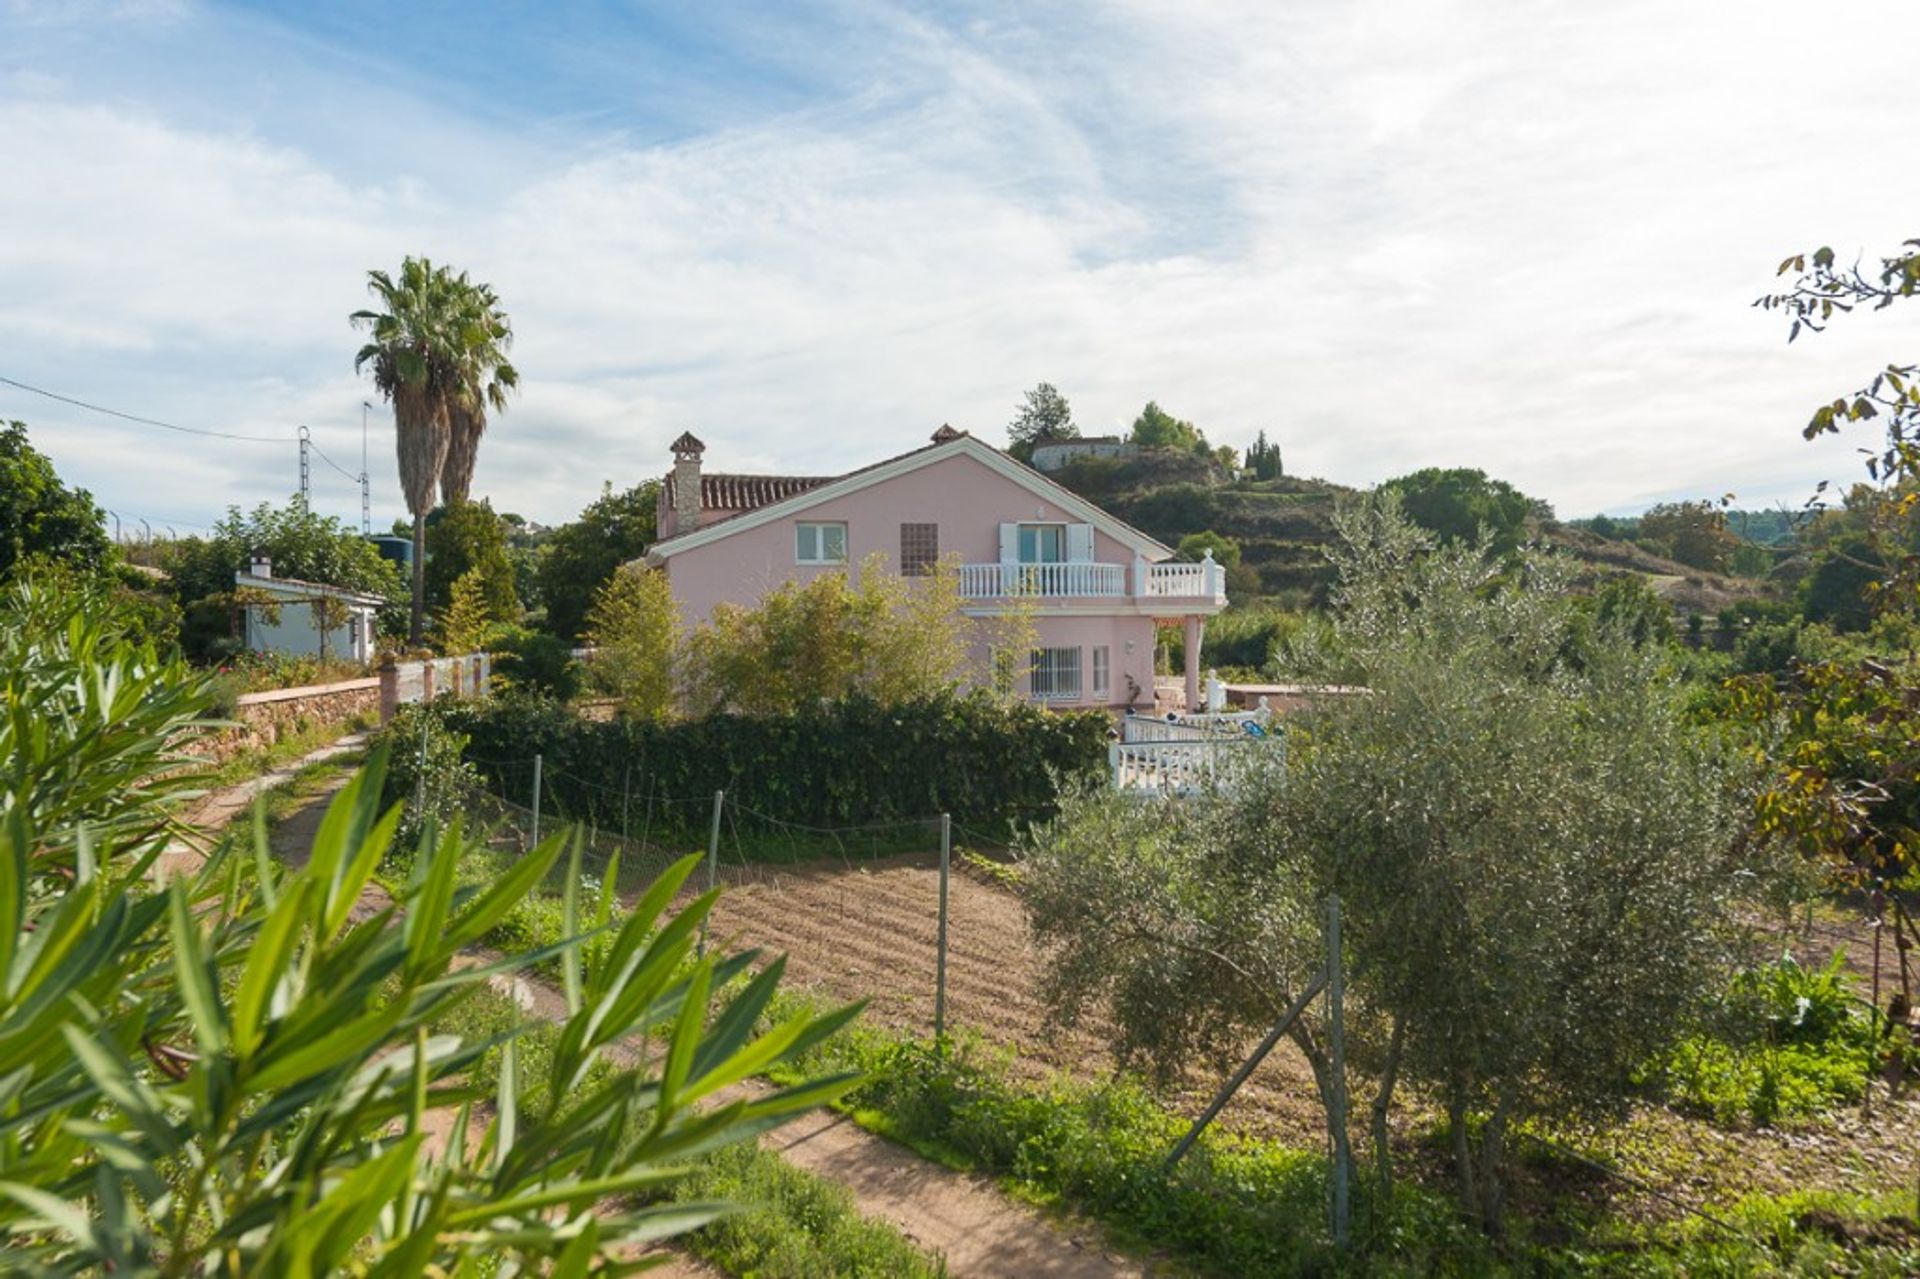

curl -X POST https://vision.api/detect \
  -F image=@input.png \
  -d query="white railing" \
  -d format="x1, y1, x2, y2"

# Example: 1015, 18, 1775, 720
956, 562, 1126, 598
1144, 562, 1211, 597
1111, 736, 1280, 795
1121, 712, 1261, 743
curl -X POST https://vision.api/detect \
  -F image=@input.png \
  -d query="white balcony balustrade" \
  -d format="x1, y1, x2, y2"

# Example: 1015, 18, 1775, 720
956, 553, 1226, 602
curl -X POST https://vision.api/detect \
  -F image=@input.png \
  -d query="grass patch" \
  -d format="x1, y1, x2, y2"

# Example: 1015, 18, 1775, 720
197, 708, 375, 790
673, 1142, 946, 1278
766, 1012, 1484, 1277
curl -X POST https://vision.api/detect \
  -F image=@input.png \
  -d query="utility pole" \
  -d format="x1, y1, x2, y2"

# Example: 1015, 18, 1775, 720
297, 425, 311, 503
361, 401, 373, 534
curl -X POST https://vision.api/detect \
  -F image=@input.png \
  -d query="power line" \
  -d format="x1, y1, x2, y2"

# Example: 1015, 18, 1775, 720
309, 439, 362, 483
0, 373, 288, 444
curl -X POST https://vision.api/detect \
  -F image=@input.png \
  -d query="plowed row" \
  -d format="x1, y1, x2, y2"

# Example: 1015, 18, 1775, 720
704, 851, 1331, 1144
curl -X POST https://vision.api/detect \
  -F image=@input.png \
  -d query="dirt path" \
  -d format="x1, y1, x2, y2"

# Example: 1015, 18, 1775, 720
197, 752, 1150, 1279
748, 1084, 1154, 1278
473, 953, 1152, 1277
156, 733, 370, 879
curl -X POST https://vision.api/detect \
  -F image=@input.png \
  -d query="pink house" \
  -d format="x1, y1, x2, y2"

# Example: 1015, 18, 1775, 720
645, 427, 1228, 710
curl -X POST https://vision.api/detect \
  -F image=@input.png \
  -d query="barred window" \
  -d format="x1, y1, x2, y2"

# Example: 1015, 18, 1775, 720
900, 522, 939, 576
1029, 647, 1082, 701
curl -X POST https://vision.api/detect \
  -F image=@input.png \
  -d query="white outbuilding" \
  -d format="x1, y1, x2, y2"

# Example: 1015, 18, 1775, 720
235, 555, 384, 664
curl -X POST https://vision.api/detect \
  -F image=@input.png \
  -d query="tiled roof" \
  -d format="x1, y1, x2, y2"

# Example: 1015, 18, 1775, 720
664, 471, 834, 516
655, 428, 977, 544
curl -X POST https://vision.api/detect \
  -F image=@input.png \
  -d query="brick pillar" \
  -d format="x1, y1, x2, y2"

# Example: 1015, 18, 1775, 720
378, 660, 400, 723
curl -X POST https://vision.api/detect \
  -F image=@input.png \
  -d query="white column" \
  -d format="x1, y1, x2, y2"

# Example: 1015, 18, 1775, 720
1133, 553, 1148, 597
1183, 614, 1203, 712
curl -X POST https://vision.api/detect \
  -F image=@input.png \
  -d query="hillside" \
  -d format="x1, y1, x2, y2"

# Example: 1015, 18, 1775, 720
1049, 449, 1769, 612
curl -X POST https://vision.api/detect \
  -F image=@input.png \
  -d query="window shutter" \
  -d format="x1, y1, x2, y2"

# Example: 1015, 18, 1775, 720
1066, 523, 1095, 562
998, 522, 1019, 564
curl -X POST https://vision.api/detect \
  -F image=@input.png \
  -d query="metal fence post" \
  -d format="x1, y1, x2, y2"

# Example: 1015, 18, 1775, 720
622, 764, 632, 840
530, 753, 543, 849
415, 713, 428, 818
699, 789, 723, 957
935, 814, 951, 1043
1328, 894, 1351, 1248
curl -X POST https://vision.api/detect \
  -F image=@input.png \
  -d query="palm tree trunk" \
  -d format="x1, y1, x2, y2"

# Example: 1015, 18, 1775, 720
410, 515, 428, 646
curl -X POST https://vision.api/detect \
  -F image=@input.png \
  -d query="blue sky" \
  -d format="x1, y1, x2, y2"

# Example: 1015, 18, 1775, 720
4, 0, 1919, 534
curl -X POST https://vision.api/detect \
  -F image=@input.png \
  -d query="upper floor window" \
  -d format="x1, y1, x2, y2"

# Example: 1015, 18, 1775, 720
900, 522, 939, 576
796, 521, 848, 565
1018, 523, 1065, 564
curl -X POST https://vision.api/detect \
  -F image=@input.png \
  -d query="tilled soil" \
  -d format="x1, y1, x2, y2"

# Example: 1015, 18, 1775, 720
701, 850, 1920, 1225
703, 850, 1332, 1144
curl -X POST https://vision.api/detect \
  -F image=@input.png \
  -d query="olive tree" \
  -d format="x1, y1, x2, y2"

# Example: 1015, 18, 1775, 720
1021, 500, 1761, 1234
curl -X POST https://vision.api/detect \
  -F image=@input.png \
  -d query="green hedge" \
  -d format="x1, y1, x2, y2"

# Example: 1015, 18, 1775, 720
441, 691, 1110, 837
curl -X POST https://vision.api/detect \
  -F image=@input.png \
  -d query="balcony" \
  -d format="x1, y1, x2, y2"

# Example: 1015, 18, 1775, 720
955, 554, 1226, 608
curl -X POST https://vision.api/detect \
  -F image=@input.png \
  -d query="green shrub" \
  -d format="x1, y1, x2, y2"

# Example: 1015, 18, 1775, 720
443, 690, 1109, 837
1650, 952, 1874, 1126
373, 699, 485, 852
489, 624, 582, 700
2, 630, 864, 1275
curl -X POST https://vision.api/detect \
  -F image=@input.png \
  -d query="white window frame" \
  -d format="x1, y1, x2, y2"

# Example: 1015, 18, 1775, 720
1092, 645, 1110, 698
1029, 646, 1082, 701
795, 521, 849, 565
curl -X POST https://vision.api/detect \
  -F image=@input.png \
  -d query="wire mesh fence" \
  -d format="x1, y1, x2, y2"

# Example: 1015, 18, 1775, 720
426, 748, 994, 1047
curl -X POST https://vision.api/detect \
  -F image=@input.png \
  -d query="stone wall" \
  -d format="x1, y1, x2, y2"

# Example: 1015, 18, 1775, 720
205, 677, 381, 762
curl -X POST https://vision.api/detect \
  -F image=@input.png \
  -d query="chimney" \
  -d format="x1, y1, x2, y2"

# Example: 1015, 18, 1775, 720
249, 551, 272, 579
669, 431, 705, 535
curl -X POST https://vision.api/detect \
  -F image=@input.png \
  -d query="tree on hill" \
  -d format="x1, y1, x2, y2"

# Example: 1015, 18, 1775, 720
1007, 383, 1078, 462
0, 420, 109, 580
1175, 530, 1241, 565
540, 480, 660, 641
1246, 430, 1284, 480
424, 498, 519, 622
1129, 401, 1205, 452
1636, 500, 1737, 573
1377, 467, 1539, 553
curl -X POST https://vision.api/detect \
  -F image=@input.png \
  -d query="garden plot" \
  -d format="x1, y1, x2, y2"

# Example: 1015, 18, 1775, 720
698, 851, 1920, 1224
700, 850, 1334, 1145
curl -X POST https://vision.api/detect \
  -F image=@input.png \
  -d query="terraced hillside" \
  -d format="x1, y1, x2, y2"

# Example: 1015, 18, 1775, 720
1050, 449, 1766, 611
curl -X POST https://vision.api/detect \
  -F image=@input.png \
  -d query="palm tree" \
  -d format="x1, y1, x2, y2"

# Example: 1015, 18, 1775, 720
351, 257, 463, 646
440, 279, 518, 506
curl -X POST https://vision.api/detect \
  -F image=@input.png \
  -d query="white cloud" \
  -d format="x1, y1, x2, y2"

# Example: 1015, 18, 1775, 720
2, 0, 1919, 534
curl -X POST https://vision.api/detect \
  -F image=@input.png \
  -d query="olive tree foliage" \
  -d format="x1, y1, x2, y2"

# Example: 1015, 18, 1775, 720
0, 577, 860, 1273
1021, 500, 1761, 1234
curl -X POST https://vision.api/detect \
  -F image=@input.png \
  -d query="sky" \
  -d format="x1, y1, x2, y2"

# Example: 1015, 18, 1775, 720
3, 0, 1919, 535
